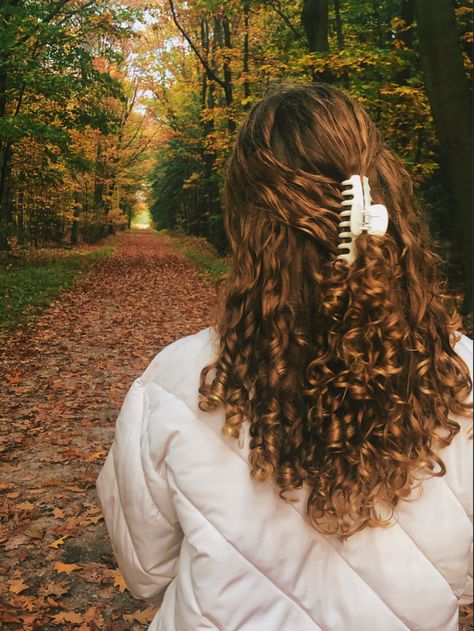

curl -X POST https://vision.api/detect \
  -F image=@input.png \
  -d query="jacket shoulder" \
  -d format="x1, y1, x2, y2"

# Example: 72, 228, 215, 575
140, 326, 219, 409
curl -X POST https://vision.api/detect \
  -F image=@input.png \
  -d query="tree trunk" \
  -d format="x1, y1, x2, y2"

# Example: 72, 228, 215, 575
243, 0, 250, 108
301, 0, 329, 52
399, 0, 415, 48
371, 0, 384, 47
334, 0, 344, 49
0, 143, 13, 227
214, 16, 235, 132
200, 18, 209, 109
414, 0, 473, 315
71, 192, 80, 245
93, 141, 105, 216
0, 0, 22, 233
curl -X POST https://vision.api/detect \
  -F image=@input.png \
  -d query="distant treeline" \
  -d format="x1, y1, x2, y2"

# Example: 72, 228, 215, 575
148, 0, 472, 310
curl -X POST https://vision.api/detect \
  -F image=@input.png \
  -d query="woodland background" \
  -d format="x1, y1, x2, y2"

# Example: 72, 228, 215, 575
0, 1, 473, 629
0, 0, 473, 313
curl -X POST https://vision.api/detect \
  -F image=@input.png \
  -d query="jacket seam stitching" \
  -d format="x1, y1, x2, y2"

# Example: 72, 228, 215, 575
200, 423, 412, 629
107, 448, 178, 595
140, 384, 185, 533
151, 386, 410, 629
167, 467, 325, 631
394, 510, 466, 596
440, 476, 472, 524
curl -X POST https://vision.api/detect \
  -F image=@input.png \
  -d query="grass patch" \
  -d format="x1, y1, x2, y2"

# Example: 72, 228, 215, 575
0, 244, 115, 332
162, 230, 230, 280
176, 248, 229, 280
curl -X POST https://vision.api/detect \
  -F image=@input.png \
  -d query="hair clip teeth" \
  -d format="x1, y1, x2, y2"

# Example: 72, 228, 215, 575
337, 175, 388, 264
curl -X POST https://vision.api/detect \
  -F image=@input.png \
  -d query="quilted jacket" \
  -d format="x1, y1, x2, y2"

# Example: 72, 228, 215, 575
96, 327, 473, 631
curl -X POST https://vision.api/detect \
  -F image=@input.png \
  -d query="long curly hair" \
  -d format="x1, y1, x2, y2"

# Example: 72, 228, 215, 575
198, 82, 472, 539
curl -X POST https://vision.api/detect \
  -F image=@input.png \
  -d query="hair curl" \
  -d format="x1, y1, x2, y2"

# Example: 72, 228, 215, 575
198, 82, 472, 539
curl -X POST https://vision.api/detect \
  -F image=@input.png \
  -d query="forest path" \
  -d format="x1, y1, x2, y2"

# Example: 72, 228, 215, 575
0, 230, 218, 630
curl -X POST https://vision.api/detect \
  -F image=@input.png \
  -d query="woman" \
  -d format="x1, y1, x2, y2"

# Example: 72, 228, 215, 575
97, 83, 472, 631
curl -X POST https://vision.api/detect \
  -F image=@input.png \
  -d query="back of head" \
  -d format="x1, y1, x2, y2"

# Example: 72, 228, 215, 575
198, 82, 472, 539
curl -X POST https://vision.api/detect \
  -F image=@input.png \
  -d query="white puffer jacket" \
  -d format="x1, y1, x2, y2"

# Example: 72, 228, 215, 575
96, 327, 473, 631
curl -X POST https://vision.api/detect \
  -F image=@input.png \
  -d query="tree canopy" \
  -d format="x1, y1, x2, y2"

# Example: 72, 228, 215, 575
1, 0, 472, 307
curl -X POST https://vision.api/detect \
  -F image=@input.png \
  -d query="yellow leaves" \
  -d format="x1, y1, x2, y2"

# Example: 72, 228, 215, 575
78, 508, 103, 527
53, 562, 82, 575
455, 5, 473, 16
183, 172, 201, 190
112, 569, 127, 593
92, 55, 109, 74
86, 450, 106, 462
49, 535, 70, 549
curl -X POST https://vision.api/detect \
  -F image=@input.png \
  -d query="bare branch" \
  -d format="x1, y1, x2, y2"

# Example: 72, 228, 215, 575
168, 0, 226, 89
264, 0, 304, 40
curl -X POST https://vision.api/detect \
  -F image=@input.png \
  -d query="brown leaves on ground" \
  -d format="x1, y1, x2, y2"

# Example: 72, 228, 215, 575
0, 230, 218, 630
1, 230, 472, 630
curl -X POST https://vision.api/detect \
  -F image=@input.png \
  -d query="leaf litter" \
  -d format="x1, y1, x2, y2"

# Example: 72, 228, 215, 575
1, 230, 472, 629
0, 230, 218, 629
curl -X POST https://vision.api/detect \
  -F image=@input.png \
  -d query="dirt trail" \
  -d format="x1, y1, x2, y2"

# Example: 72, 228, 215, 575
0, 231, 218, 630
1, 230, 472, 631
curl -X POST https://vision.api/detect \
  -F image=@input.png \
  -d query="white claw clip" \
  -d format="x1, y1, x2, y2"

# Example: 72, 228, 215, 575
337, 175, 389, 264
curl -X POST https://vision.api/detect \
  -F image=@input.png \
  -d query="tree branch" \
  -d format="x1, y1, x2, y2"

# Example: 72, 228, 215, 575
14, 0, 72, 48
168, 0, 226, 89
265, 0, 304, 40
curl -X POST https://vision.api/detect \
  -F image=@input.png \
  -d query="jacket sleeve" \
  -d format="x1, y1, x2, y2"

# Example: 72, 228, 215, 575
96, 376, 183, 603
452, 334, 473, 605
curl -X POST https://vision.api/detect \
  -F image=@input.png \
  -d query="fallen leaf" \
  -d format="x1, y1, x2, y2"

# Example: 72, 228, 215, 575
113, 569, 127, 593
63, 485, 85, 493
16, 501, 34, 511
4, 534, 30, 550
0, 611, 21, 623
123, 607, 157, 624
20, 614, 37, 624
79, 512, 103, 527
86, 450, 106, 462
52, 507, 65, 519
0, 464, 18, 473
49, 535, 69, 549
5, 372, 22, 384
51, 611, 83, 624
9, 579, 28, 594
40, 581, 69, 597
53, 561, 81, 575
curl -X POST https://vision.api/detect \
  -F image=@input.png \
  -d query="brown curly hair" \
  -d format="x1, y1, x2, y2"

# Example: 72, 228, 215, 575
198, 82, 472, 539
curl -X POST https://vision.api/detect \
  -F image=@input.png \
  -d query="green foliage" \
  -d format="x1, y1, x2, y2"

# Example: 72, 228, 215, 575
0, 244, 114, 330
165, 230, 230, 280
0, 0, 143, 247
148, 0, 472, 259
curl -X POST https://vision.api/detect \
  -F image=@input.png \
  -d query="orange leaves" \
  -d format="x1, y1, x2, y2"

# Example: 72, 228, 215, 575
40, 581, 69, 598
9, 578, 29, 594
112, 569, 127, 593
0, 231, 218, 629
52, 507, 65, 519
53, 562, 82, 575
86, 450, 107, 462
51, 610, 83, 624
123, 607, 157, 625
